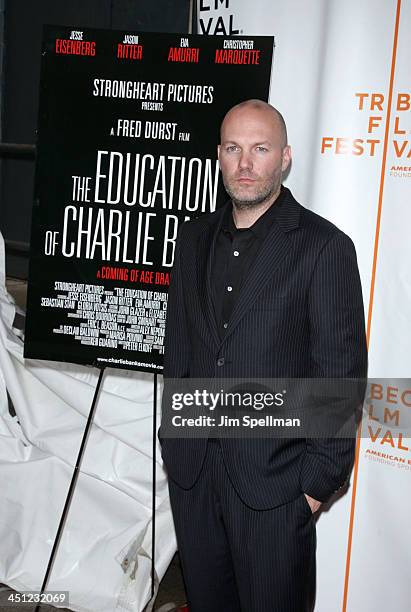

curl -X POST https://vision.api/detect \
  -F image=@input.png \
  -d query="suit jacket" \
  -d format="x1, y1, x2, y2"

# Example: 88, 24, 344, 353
160, 187, 367, 510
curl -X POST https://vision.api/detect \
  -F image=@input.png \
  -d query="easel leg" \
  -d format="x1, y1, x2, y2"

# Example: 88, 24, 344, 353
33, 366, 106, 612
151, 373, 157, 600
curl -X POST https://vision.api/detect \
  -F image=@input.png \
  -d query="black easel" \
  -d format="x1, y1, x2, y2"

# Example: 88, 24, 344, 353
34, 367, 105, 612
151, 373, 158, 600
33, 366, 159, 611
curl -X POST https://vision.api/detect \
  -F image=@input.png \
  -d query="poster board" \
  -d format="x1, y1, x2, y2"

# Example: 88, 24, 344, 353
24, 26, 274, 372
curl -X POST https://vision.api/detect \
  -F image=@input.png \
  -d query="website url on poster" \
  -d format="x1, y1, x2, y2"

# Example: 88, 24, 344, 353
97, 357, 163, 369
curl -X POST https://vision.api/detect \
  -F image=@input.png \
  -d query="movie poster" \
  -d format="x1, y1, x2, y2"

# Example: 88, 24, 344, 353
24, 26, 273, 372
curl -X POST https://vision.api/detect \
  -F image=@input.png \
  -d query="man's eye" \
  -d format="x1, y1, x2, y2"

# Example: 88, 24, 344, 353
256, 146, 268, 152
226, 145, 239, 152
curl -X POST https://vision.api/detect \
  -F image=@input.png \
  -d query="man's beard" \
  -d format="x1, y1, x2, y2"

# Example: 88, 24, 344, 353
223, 175, 281, 210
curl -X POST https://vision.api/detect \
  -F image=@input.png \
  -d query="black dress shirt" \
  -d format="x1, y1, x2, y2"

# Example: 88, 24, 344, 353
211, 187, 287, 338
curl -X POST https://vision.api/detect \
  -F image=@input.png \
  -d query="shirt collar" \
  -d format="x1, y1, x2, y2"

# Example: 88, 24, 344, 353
222, 185, 287, 239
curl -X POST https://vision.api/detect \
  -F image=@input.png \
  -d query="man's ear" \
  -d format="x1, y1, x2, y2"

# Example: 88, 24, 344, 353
282, 145, 291, 172
217, 144, 221, 160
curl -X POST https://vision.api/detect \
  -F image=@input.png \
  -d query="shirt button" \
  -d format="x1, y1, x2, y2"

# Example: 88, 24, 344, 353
223, 322, 228, 329
233, 250, 239, 256
227, 286, 233, 292
217, 357, 225, 366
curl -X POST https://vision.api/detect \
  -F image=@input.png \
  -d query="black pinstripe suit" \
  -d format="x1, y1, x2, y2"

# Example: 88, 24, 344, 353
160, 187, 367, 611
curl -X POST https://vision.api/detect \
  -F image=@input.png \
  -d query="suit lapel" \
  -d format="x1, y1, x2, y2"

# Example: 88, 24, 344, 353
223, 189, 301, 342
195, 189, 302, 348
225, 223, 291, 337
196, 206, 227, 347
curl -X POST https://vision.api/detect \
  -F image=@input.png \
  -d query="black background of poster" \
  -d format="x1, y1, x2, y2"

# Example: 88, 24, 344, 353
24, 26, 273, 372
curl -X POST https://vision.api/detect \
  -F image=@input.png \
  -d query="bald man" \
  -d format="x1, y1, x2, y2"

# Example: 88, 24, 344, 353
160, 100, 367, 611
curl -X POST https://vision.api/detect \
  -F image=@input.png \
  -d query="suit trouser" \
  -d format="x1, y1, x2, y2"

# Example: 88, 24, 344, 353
168, 438, 316, 612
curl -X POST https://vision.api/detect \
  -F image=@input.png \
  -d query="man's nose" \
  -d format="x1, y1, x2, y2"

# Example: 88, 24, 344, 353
238, 151, 252, 171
